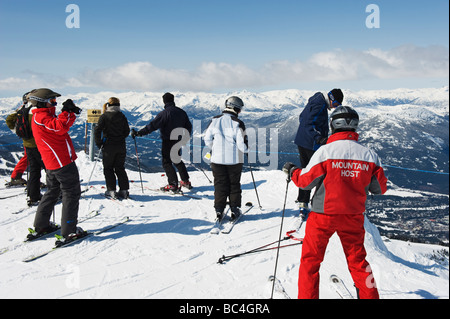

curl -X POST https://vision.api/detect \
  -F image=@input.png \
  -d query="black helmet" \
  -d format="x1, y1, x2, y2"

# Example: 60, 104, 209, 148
330, 106, 359, 134
27, 88, 61, 107
225, 96, 244, 112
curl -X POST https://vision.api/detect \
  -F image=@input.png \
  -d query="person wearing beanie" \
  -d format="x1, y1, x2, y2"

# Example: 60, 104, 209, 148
94, 97, 131, 199
131, 92, 193, 192
293, 89, 344, 215
162, 92, 175, 105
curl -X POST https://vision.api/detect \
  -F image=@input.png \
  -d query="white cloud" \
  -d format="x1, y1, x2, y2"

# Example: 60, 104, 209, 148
79, 61, 263, 91
1, 45, 448, 93
0, 72, 84, 91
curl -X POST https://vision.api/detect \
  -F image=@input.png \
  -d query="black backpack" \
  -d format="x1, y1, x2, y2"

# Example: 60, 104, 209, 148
15, 105, 33, 139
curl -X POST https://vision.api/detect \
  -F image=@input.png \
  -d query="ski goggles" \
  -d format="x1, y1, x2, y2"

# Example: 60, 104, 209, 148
328, 92, 341, 108
48, 98, 57, 106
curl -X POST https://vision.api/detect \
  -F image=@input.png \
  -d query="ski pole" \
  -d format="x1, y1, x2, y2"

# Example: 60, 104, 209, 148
187, 162, 212, 183
270, 178, 290, 299
245, 154, 262, 209
249, 165, 262, 209
218, 237, 301, 264
285, 213, 307, 240
133, 136, 144, 194
199, 165, 212, 184
85, 144, 104, 193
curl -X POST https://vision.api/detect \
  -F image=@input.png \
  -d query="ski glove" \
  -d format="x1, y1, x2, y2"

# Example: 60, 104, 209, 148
282, 162, 298, 181
96, 137, 107, 149
318, 136, 328, 145
130, 128, 142, 139
62, 99, 82, 115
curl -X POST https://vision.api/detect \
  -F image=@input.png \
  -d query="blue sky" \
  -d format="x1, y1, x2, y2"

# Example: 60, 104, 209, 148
0, 0, 448, 97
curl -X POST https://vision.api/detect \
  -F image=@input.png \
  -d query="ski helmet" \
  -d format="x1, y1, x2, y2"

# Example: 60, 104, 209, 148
27, 88, 61, 107
330, 106, 359, 134
225, 96, 244, 112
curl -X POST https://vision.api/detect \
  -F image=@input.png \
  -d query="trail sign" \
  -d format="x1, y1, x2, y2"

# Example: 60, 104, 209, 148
87, 109, 102, 123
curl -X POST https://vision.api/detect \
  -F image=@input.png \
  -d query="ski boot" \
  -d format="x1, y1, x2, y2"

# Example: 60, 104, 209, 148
55, 227, 87, 247
6, 177, 27, 187
297, 202, 310, 221
27, 222, 59, 241
160, 184, 179, 193
230, 207, 242, 221
27, 194, 43, 207
216, 210, 224, 222
180, 180, 193, 190
117, 189, 129, 199
105, 190, 118, 199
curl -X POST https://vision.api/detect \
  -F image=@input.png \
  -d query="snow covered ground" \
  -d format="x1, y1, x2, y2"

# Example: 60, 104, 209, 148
0, 152, 448, 299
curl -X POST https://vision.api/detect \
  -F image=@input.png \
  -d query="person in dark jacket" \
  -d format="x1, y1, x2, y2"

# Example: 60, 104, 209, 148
131, 93, 193, 192
293, 89, 344, 213
94, 97, 131, 199
5, 91, 45, 206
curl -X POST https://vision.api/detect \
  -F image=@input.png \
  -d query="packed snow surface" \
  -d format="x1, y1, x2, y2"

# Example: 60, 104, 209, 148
0, 152, 448, 299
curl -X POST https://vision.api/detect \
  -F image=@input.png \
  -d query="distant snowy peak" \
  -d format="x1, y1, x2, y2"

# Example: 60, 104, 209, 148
0, 86, 448, 115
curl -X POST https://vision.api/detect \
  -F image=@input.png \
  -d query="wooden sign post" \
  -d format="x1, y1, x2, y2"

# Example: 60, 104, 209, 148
87, 109, 102, 161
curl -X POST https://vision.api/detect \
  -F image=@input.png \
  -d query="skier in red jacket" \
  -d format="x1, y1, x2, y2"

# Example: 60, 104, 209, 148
28, 88, 84, 244
283, 106, 388, 299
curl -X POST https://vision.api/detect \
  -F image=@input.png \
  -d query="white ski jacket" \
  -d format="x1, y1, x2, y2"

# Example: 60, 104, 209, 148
204, 111, 248, 165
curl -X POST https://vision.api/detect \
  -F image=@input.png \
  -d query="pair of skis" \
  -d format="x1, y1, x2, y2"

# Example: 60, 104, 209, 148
0, 183, 26, 200
147, 187, 202, 200
0, 209, 129, 262
329, 275, 355, 299
0, 192, 25, 200
22, 216, 130, 262
1, 180, 48, 199
3, 181, 27, 189
210, 202, 253, 235
0, 210, 101, 256
269, 275, 355, 299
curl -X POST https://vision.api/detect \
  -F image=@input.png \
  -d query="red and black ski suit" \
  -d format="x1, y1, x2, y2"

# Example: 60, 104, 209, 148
31, 106, 81, 237
291, 131, 388, 299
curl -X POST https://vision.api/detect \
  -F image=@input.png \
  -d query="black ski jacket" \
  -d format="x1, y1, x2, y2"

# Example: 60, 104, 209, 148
138, 102, 192, 141
95, 110, 130, 147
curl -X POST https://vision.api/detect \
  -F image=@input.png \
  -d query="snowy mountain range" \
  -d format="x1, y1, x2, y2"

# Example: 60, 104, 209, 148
1, 86, 448, 192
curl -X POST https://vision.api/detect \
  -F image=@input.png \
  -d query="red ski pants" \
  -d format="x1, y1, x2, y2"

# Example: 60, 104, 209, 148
11, 149, 28, 179
298, 212, 379, 299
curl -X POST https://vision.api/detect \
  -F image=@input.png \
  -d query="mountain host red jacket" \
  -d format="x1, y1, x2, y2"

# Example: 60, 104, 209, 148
291, 131, 388, 214
292, 131, 388, 299
31, 107, 78, 170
